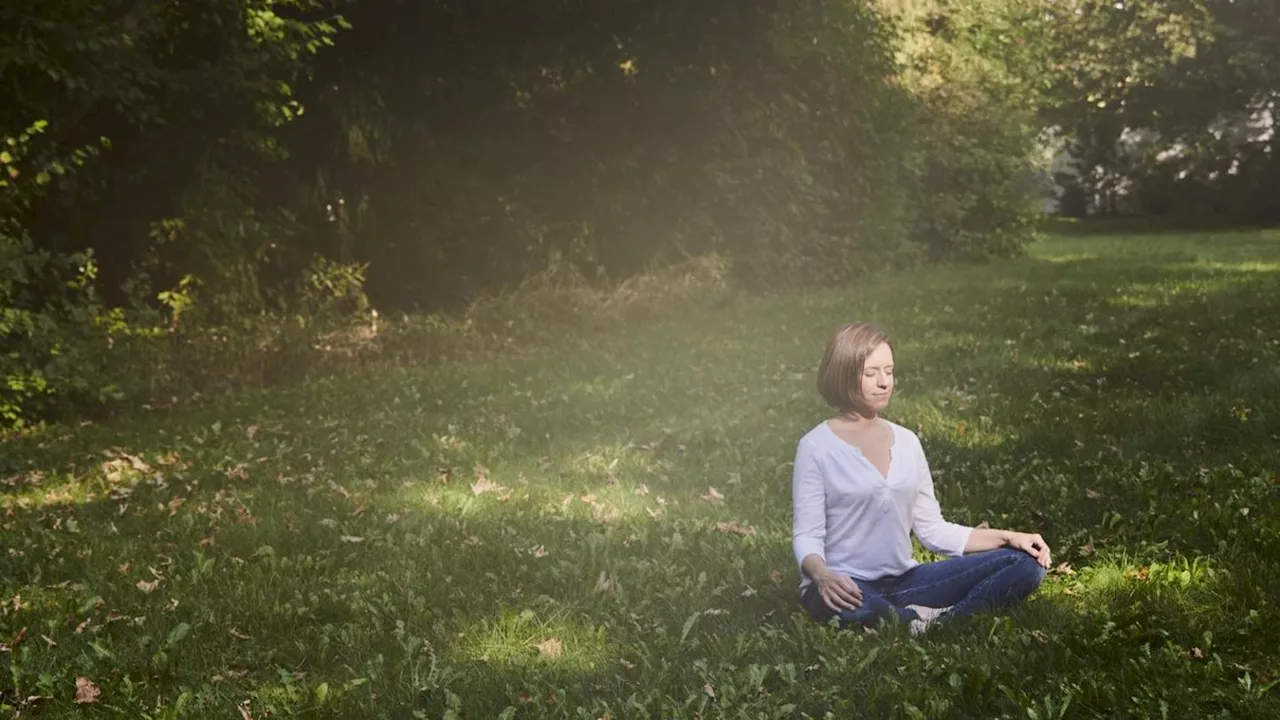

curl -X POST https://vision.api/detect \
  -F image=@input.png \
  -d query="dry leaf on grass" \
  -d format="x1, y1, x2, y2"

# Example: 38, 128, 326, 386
471, 465, 505, 495
534, 638, 563, 659
714, 521, 756, 536
700, 487, 724, 504
74, 677, 100, 704
594, 571, 615, 593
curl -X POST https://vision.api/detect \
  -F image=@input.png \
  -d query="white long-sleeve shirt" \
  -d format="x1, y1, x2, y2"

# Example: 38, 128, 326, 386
791, 420, 973, 589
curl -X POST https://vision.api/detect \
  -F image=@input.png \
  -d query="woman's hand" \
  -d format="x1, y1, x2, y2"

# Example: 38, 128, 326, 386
1004, 531, 1052, 569
814, 569, 864, 612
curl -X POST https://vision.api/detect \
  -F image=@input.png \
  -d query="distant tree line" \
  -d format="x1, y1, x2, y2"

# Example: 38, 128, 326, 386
1033, 0, 1280, 220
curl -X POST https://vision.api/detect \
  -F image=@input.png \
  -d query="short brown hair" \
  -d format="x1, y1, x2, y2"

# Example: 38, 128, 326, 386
817, 322, 893, 412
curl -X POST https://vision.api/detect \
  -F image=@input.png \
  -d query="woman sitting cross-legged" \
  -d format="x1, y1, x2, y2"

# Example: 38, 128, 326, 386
792, 322, 1049, 635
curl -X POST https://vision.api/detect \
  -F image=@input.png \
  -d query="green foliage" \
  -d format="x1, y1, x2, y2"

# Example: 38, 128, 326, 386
0, 0, 347, 428
285, 0, 1038, 301
1031, 0, 1280, 219
896, 0, 1046, 261
1, 231, 1278, 716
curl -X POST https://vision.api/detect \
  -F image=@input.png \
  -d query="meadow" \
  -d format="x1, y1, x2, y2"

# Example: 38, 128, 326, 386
1, 229, 1278, 718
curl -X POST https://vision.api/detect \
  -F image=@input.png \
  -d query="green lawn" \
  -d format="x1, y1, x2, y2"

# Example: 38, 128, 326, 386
2, 230, 1278, 718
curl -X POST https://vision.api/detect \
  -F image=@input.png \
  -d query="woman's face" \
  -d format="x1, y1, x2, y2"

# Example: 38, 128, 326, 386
860, 342, 895, 413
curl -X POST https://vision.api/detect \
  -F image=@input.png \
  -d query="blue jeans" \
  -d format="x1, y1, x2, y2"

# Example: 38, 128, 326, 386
801, 548, 1047, 629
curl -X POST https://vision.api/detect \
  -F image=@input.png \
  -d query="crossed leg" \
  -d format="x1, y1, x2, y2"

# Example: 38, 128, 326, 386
802, 549, 1046, 630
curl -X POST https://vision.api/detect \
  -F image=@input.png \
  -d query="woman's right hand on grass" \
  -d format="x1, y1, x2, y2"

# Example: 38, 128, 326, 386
814, 569, 863, 612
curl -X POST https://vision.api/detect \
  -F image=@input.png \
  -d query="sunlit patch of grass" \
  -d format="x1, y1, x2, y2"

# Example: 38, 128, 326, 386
453, 608, 613, 672
1025, 354, 1093, 373
1038, 252, 1099, 263
1111, 289, 1162, 309
1049, 552, 1228, 613
901, 398, 1012, 450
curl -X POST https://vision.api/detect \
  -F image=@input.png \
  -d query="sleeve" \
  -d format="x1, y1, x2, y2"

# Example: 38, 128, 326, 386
791, 438, 828, 568
910, 441, 972, 557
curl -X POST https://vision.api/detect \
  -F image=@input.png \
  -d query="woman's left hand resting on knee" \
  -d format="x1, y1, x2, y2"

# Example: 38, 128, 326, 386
966, 528, 1052, 569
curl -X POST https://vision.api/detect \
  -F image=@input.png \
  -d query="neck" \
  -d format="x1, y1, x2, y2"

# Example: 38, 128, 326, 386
841, 410, 877, 423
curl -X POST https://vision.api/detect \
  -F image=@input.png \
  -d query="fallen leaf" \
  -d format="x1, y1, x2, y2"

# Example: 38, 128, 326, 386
619, 659, 636, 669
1054, 562, 1076, 576
534, 638, 563, 659
1240, 507, 1250, 516
74, 677, 101, 704
471, 469, 505, 495
594, 571, 615, 593
1124, 566, 1151, 581
125, 454, 151, 473
1188, 647, 1204, 660
703, 683, 716, 699
741, 586, 758, 597
238, 700, 254, 720
229, 627, 251, 640
714, 521, 757, 536
700, 487, 724, 504
136, 579, 160, 594
769, 570, 784, 583
1085, 489, 1101, 500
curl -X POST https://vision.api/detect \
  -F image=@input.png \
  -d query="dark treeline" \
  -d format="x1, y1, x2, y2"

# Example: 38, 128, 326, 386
3, 0, 1278, 426
5, 0, 1035, 313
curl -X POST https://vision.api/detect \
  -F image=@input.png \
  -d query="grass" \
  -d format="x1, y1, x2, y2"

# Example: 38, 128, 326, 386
2, 228, 1279, 718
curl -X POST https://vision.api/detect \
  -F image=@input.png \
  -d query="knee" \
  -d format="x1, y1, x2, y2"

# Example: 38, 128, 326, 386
987, 548, 1046, 586
1010, 549, 1047, 588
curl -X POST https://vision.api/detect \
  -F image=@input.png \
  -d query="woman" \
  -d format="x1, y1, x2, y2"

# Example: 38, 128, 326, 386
792, 322, 1049, 634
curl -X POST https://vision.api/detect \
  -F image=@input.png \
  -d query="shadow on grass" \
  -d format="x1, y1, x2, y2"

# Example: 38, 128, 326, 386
1039, 215, 1273, 236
